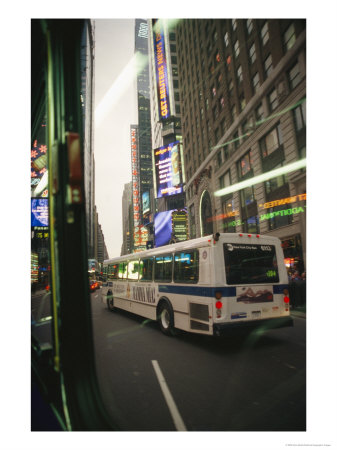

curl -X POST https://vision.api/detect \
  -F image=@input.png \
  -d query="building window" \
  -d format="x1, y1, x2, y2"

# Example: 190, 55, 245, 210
283, 22, 296, 51
260, 123, 283, 158
220, 96, 225, 110
231, 104, 237, 121
256, 103, 264, 123
228, 79, 233, 97
293, 99, 306, 159
217, 72, 223, 88
261, 22, 269, 46
224, 32, 229, 47
217, 149, 223, 167
211, 85, 217, 97
219, 169, 231, 189
215, 50, 221, 63
233, 131, 240, 150
213, 30, 218, 41
239, 95, 245, 112
234, 40, 240, 58
232, 19, 237, 31
246, 19, 253, 35
238, 150, 253, 178
240, 186, 254, 206
265, 170, 288, 195
293, 99, 306, 131
237, 65, 243, 83
222, 197, 237, 233
288, 61, 301, 89
244, 215, 259, 234
268, 88, 279, 112
213, 105, 219, 120
264, 53, 273, 77
249, 43, 256, 64
252, 72, 260, 93
215, 127, 220, 142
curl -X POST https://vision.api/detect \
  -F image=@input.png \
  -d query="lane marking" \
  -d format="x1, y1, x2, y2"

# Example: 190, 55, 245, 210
151, 360, 187, 431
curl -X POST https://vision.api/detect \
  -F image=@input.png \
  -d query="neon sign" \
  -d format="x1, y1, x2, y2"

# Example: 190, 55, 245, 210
259, 193, 306, 209
259, 206, 305, 222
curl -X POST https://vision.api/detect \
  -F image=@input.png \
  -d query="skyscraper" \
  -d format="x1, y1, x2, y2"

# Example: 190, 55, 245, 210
135, 19, 153, 221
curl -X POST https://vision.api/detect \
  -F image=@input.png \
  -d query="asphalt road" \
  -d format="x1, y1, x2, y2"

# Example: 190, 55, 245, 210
90, 289, 306, 432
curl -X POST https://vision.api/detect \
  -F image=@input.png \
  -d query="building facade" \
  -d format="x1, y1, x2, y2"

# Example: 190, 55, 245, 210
121, 181, 133, 255
135, 19, 153, 221
176, 19, 306, 270
147, 19, 188, 247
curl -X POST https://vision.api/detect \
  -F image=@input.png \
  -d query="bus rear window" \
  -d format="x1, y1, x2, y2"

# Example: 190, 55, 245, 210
223, 243, 279, 285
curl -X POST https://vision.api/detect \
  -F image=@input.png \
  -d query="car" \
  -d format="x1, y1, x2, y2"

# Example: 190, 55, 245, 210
89, 280, 97, 292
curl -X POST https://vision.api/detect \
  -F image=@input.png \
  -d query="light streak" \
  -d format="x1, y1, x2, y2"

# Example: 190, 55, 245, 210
95, 51, 148, 127
214, 158, 306, 197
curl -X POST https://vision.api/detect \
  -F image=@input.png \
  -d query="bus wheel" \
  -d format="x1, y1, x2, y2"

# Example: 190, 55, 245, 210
107, 292, 115, 311
158, 301, 174, 336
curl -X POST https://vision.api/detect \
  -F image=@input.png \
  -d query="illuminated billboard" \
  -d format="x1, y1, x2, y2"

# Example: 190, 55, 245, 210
130, 125, 140, 228
31, 122, 48, 189
134, 226, 149, 252
154, 141, 183, 198
31, 198, 49, 227
142, 191, 150, 215
154, 208, 188, 247
152, 20, 171, 121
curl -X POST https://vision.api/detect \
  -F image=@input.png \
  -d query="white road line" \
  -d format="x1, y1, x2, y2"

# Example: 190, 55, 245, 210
151, 360, 187, 431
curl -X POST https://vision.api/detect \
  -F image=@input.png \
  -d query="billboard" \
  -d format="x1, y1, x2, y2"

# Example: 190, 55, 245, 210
154, 141, 183, 198
31, 120, 48, 188
134, 226, 149, 252
152, 20, 171, 121
142, 191, 150, 215
154, 208, 188, 247
31, 198, 49, 227
130, 126, 141, 228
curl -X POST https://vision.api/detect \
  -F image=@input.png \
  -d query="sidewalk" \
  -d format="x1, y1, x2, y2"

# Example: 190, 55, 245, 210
290, 305, 306, 319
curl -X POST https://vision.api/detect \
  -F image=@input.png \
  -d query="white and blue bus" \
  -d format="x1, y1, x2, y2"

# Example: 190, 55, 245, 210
101, 233, 293, 336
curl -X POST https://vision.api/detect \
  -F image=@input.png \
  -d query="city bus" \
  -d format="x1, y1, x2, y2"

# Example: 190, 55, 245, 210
102, 232, 293, 336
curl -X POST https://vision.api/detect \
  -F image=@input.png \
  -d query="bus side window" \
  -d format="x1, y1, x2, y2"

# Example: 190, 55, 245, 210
127, 260, 139, 281
139, 257, 154, 281
174, 250, 199, 283
102, 266, 107, 282
154, 255, 173, 282
108, 264, 118, 280
118, 262, 128, 280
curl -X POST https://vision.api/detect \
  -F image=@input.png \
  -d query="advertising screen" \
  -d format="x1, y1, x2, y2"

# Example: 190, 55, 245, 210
154, 141, 183, 198
154, 208, 188, 247
152, 20, 171, 121
31, 198, 49, 227
142, 191, 150, 215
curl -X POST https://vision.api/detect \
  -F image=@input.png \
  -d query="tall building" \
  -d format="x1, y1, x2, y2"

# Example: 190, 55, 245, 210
80, 20, 96, 259
135, 19, 153, 222
176, 19, 306, 271
121, 181, 133, 255
148, 19, 188, 247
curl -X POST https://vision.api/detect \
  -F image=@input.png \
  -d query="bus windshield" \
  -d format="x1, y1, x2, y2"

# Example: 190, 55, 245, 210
223, 243, 279, 285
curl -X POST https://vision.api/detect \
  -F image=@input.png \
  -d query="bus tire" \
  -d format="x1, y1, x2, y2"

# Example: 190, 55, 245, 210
107, 291, 115, 311
157, 300, 174, 336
